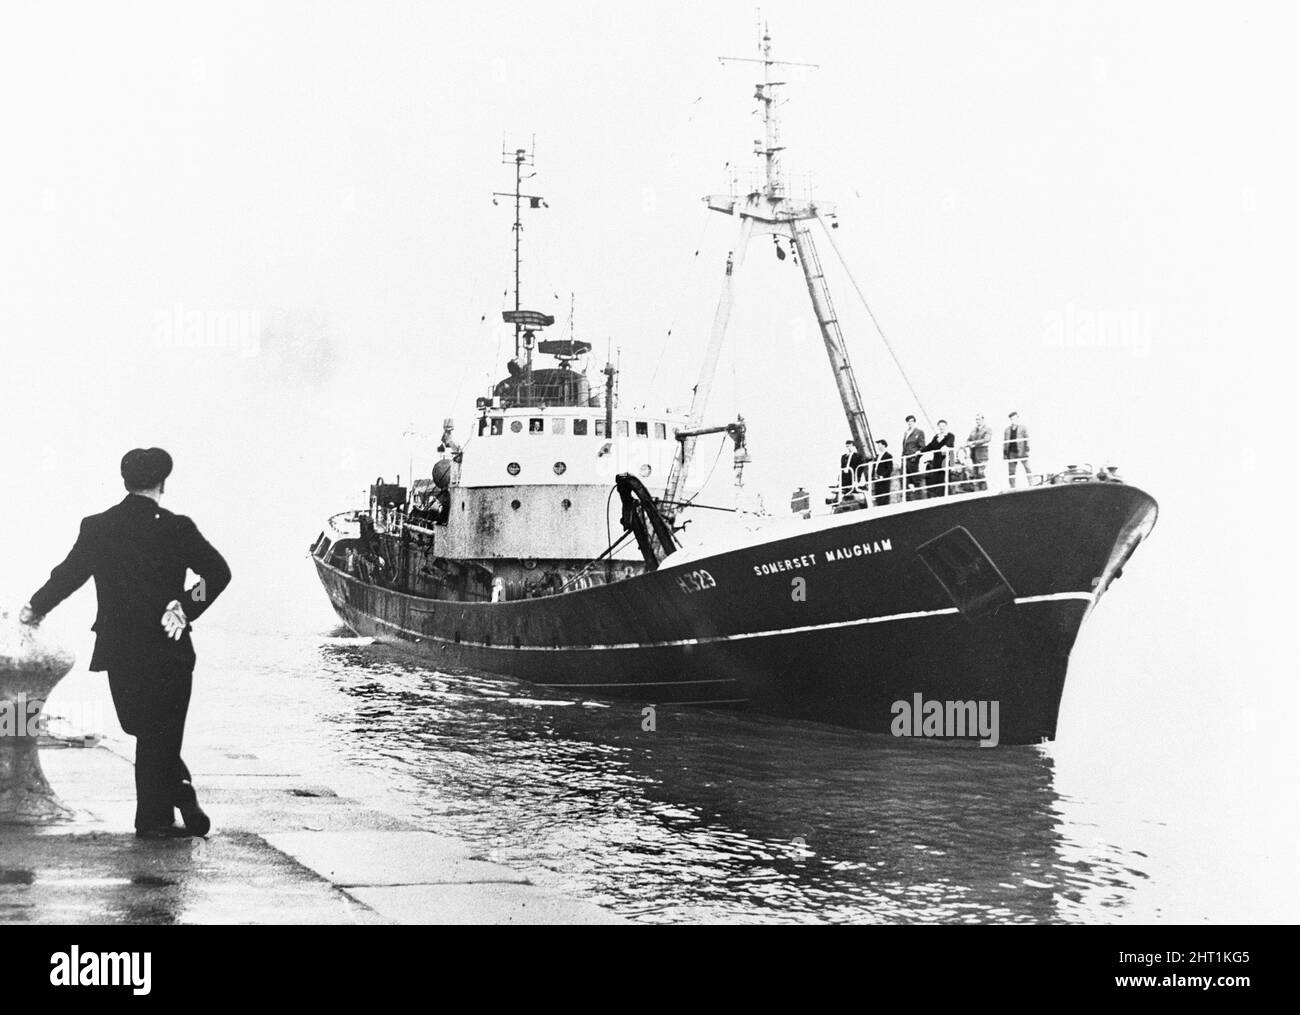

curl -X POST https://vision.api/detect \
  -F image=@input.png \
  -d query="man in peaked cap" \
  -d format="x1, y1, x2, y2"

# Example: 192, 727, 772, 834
19, 448, 231, 839
838, 439, 866, 502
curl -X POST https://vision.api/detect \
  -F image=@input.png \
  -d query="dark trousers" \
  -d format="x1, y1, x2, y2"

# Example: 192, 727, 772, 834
925, 458, 948, 497
872, 479, 892, 507
107, 653, 195, 830
904, 456, 924, 500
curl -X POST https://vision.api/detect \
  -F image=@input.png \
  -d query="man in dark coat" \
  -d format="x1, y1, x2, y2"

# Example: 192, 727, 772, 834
19, 448, 231, 838
922, 419, 956, 497
965, 414, 991, 491
838, 440, 867, 502
901, 415, 927, 501
1004, 411, 1032, 487
871, 439, 894, 507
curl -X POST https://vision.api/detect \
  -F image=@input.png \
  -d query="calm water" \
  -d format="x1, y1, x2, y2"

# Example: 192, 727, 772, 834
128, 627, 1193, 924
44, 609, 1291, 925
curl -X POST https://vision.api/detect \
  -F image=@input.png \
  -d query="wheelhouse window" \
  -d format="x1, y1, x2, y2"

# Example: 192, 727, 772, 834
616, 420, 629, 437
654, 422, 667, 440
552, 418, 566, 434
635, 421, 649, 438
595, 419, 607, 437
573, 418, 589, 436
529, 418, 544, 433
490, 417, 504, 436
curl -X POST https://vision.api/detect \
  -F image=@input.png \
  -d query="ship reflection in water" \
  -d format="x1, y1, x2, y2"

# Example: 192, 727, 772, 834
310, 635, 1149, 925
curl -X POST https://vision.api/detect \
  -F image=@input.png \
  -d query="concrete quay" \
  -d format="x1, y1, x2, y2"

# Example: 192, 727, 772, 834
0, 738, 625, 925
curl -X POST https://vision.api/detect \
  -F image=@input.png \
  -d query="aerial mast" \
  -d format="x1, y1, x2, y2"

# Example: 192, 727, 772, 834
494, 138, 553, 394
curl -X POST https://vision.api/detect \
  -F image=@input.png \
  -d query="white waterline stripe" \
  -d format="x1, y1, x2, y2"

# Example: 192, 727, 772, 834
535, 678, 737, 688
1017, 592, 1097, 605
657, 698, 751, 706
331, 575, 1092, 654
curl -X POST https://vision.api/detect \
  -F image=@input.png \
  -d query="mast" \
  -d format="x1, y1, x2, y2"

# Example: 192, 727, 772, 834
493, 139, 547, 378
491, 139, 553, 395
789, 223, 873, 456
663, 26, 875, 514
513, 149, 522, 357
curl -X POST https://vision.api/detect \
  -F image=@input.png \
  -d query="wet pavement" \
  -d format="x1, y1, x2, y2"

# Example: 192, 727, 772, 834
0, 740, 624, 924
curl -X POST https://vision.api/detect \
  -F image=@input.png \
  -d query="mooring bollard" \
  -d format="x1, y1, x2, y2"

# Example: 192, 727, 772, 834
0, 609, 76, 823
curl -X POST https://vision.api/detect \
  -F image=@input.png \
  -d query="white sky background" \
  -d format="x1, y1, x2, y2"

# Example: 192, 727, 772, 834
1, 1, 1296, 916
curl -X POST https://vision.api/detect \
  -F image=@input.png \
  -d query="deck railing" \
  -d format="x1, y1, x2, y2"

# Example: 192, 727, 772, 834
828, 436, 1117, 509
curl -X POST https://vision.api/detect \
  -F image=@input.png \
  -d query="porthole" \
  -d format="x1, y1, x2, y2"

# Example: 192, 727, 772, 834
510, 420, 524, 433
511, 499, 521, 510
553, 461, 567, 476
561, 498, 572, 510
507, 462, 521, 476
639, 464, 652, 477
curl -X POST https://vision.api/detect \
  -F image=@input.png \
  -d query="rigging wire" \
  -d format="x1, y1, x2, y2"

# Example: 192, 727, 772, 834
816, 216, 933, 429
676, 433, 729, 513
648, 208, 714, 393
560, 527, 633, 593
605, 482, 616, 575
515, 207, 561, 309
451, 276, 491, 412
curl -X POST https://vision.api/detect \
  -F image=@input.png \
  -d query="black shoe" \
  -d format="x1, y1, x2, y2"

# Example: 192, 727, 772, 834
175, 782, 211, 837
179, 803, 210, 837
135, 823, 194, 840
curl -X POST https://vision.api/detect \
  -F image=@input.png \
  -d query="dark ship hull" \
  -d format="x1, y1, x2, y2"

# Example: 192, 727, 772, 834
312, 483, 1156, 744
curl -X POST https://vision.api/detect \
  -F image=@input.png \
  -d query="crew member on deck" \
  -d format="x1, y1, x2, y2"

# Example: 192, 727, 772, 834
923, 420, 955, 497
965, 414, 991, 492
902, 415, 927, 501
1005, 411, 1032, 487
871, 439, 894, 507
839, 440, 866, 501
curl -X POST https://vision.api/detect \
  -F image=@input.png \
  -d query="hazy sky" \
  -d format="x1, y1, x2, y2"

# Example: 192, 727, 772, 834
1, 2, 1294, 778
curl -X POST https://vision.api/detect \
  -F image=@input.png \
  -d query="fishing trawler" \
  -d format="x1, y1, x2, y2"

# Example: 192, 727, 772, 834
310, 32, 1157, 744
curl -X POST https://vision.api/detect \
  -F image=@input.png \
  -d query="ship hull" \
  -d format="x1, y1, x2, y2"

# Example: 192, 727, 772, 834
313, 483, 1156, 744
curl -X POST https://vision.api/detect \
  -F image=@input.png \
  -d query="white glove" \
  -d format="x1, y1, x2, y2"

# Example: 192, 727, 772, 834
18, 602, 42, 627
161, 600, 188, 641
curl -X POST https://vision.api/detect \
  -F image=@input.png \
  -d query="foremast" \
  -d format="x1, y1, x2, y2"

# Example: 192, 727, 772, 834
493, 141, 552, 383
663, 28, 876, 516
